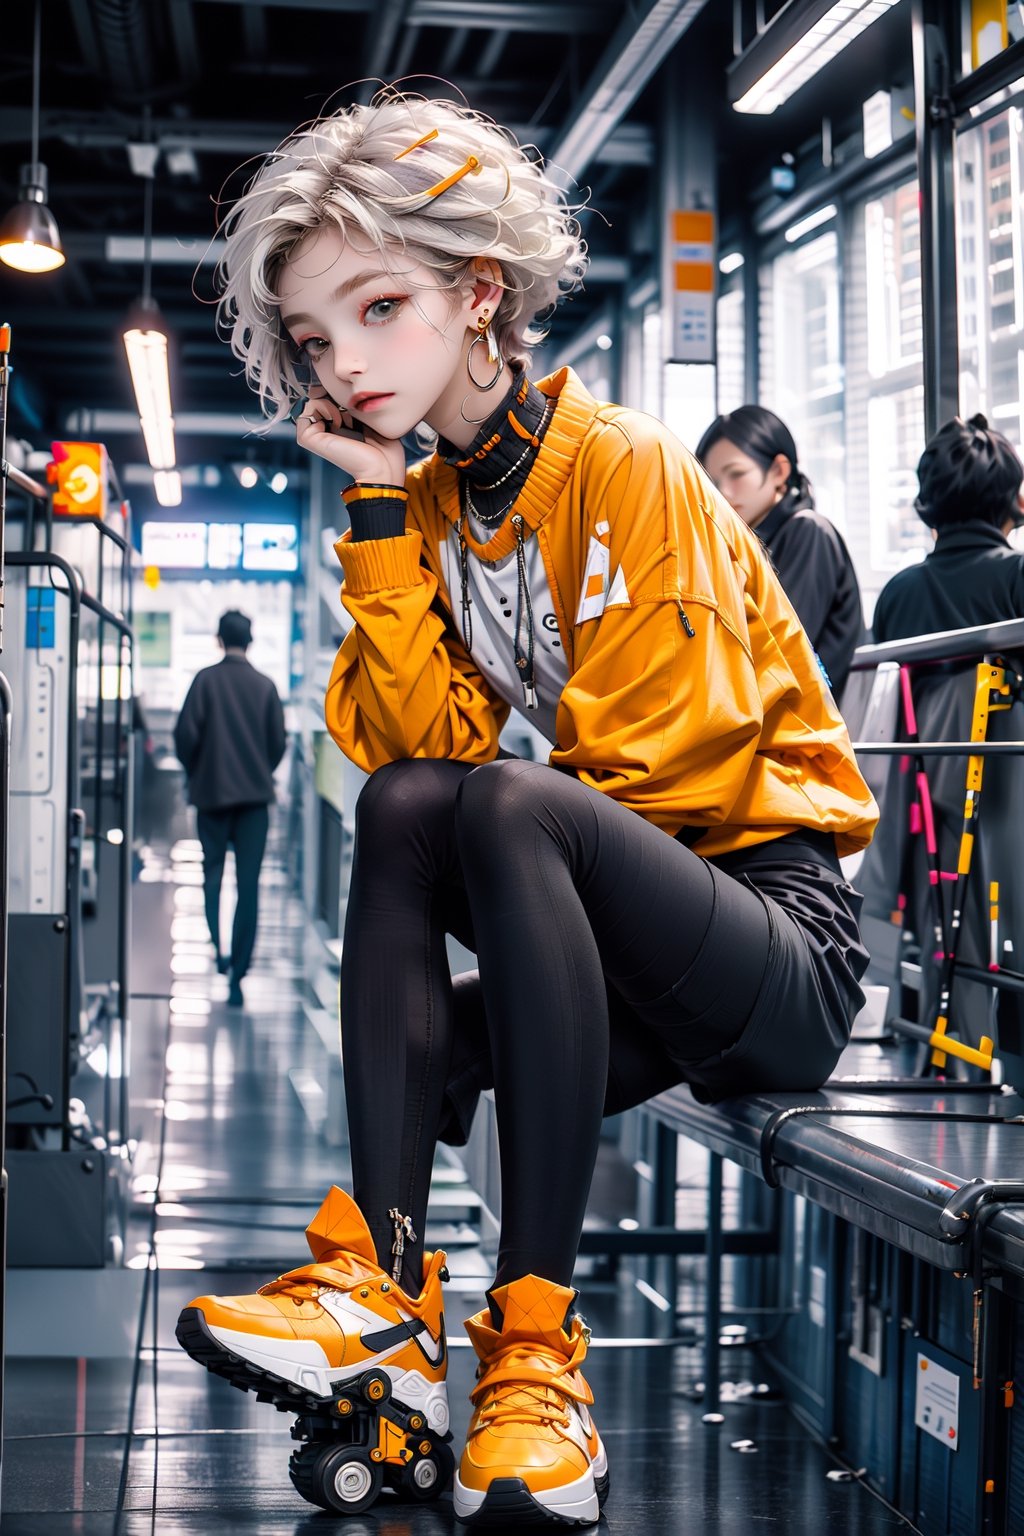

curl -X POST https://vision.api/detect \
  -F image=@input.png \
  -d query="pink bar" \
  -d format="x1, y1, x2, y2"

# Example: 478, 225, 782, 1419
900, 666, 919, 735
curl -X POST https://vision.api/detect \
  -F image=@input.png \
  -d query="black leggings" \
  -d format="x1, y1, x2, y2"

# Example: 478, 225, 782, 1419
340, 758, 858, 1292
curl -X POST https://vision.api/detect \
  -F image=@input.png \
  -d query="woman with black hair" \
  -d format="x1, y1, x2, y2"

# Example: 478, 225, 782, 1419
697, 405, 864, 698
872, 413, 1024, 642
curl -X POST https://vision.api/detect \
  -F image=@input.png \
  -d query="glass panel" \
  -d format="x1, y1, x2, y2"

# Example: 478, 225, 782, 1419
957, 103, 1024, 447
641, 303, 662, 420
845, 181, 926, 591
716, 286, 745, 415
760, 229, 845, 530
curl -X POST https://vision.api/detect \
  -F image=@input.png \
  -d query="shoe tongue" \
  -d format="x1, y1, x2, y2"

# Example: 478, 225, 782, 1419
485, 1275, 578, 1352
305, 1187, 379, 1266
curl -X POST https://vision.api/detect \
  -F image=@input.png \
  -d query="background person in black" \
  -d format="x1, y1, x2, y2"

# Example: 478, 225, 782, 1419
697, 404, 864, 700
174, 610, 287, 1007
862, 415, 1024, 1064
872, 412, 1024, 642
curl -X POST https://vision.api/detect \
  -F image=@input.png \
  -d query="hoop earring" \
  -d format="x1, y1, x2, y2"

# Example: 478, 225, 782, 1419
467, 329, 503, 391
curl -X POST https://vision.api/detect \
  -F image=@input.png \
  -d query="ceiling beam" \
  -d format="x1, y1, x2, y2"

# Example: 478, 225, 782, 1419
1, 109, 651, 166
411, 0, 613, 30
363, 0, 414, 85
547, 0, 709, 183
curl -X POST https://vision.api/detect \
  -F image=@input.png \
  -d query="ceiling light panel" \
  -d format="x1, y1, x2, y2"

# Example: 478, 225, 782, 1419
732, 0, 899, 116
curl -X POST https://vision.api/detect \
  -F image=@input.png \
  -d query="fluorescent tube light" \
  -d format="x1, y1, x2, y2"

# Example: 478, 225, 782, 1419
719, 251, 745, 274
785, 203, 837, 243
123, 312, 177, 470
153, 469, 182, 507
732, 0, 899, 117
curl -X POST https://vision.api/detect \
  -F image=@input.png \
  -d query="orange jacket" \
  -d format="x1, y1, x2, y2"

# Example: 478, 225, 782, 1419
326, 368, 877, 858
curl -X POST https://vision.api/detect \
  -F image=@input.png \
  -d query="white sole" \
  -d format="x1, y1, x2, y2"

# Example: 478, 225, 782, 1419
204, 1319, 449, 1432
453, 1441, 607, 1523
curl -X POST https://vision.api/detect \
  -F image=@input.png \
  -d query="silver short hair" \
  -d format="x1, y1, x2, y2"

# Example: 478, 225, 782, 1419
215, 91, 589, 425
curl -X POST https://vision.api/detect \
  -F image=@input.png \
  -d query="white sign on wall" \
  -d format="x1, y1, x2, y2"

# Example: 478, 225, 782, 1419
914, 1353, 960, 1451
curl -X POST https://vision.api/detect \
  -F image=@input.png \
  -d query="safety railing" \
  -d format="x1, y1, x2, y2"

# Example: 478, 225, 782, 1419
847, 618, 1024, 1085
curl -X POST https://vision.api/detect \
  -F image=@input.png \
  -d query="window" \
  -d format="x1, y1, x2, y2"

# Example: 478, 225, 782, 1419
760, 229, 845, 530
846, 181, 926, 586
716, 285, 745, 415
958, 102, 1024, 443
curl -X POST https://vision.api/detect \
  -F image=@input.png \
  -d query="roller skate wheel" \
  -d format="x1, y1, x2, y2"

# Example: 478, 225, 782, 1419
290, 1442, 383, 1515
336, 1461, 374, 1500
413, 1458, 438, 1490
322, 1448, 382, 1511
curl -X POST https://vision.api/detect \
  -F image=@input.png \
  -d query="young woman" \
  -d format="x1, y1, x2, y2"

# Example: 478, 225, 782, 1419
697, 405, 864, 700
176, 91, 877, 1526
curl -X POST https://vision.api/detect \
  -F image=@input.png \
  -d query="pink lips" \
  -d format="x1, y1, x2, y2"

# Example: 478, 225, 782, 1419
348, 392, 394, 413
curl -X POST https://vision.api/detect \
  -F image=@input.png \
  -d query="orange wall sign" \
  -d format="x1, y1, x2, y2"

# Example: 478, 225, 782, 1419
51, 441, 108, 518
671, 210, 715, 363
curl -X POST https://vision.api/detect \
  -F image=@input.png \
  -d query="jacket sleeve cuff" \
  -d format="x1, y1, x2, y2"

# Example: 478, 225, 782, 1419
345, 497, 409, 541
334, 529, 426, 594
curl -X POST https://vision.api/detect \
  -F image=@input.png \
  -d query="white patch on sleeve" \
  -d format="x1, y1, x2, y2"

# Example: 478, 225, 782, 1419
606, 564, 631, 609
575, 536, 611, 624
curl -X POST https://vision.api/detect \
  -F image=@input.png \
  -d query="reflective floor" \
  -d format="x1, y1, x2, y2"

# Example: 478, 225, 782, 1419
1, 799, 916, 1533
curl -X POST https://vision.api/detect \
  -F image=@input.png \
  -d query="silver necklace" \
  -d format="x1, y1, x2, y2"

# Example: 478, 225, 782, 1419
475, 435, 536, 492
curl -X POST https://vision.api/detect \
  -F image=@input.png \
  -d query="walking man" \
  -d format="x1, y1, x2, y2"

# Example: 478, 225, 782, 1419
174, 610, 287, 1006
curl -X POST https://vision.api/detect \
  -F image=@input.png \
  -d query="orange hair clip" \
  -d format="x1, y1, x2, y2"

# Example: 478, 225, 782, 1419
394, 128, 439, 161
423, 155, 481, 200
394, 127, 484, 201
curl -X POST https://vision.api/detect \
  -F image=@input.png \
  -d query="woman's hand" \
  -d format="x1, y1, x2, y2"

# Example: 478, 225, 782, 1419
295, 385, 407, 486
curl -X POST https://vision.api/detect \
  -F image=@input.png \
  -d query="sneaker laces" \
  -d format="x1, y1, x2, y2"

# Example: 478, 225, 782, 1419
470, 1332, 591, 1432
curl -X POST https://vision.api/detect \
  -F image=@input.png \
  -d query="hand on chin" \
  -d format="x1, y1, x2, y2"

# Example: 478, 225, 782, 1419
295, 386, 407, 485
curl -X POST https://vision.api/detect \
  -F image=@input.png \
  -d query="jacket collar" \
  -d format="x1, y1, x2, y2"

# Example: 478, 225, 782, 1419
431, 367, 602, 563
753, 493, 795, 545
930, 520, 1012, 557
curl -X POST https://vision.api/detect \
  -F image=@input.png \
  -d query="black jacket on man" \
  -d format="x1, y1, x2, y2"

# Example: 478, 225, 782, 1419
755, 490, 865, 698
872, 521, 1024, 642
174, 654, 286, 812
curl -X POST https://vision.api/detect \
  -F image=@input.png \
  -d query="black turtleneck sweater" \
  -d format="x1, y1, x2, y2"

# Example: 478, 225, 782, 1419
345, 371, 550, 541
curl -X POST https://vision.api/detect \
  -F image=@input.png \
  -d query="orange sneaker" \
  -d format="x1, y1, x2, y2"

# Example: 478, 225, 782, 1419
454, 1275, 608, 1526
176, 1187, 452, 1513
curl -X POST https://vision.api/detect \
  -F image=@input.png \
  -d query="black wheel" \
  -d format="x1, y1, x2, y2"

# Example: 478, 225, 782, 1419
358, 1369, 391, 1405
288, 1441, 333, 1511
398, 1439, 455, 1502
314, 1444, 383, 1514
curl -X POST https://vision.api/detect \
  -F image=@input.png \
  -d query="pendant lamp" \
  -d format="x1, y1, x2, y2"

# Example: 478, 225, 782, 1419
0, 1, 65, 273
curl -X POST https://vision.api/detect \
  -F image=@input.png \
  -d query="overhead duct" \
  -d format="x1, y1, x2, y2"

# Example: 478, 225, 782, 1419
89, 0, 154, 104
546, 0, 709, 185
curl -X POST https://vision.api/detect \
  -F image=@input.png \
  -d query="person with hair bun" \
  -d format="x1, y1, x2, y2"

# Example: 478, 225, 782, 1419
872, 412, 1024, 642
176, 90, 877, 1525
696, 405, 864, 698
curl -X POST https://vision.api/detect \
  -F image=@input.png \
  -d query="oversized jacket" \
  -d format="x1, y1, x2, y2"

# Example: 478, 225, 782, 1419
325, 368, 877, 860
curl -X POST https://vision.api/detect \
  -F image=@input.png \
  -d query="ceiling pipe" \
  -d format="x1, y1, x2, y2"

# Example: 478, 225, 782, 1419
90, 0, 154, 103
546, 0, 710, 185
